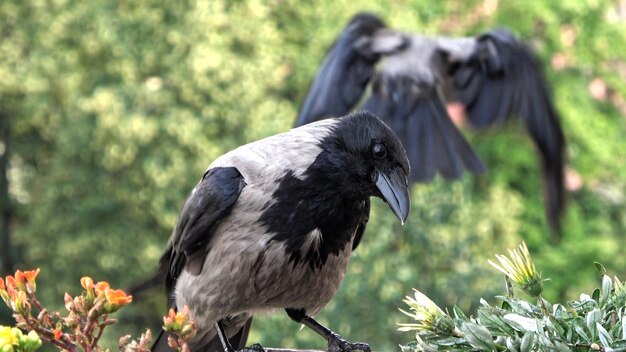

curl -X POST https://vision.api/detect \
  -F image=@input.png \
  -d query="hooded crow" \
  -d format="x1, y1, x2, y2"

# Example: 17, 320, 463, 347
152, 112, 410, 352
296, 12, 566, 234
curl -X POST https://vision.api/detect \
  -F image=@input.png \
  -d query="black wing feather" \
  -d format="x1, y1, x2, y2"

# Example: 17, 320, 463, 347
452, 28, 566, 232
294, 13, 388, 127
160, 166, 246, 292
363, 78, 486, 182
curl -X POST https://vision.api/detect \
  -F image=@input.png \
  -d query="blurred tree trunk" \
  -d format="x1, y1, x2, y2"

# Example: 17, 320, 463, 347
0, 111, 14, 273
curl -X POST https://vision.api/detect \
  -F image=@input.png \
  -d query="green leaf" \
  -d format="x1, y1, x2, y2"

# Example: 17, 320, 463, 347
520, 332, 536, 352
594, 262, 608, 275
574, 324, 591, 343
503, 313, 539, 333
497, 296, 536, 315
479, 309, 516, 335
611, 339, 626, 350
600, 275, 612, 307
399, 341, 420, 352
553, 341, 571, 352
453, 305, 469, 321
586, 308, 603, 337
505, 336, 520, 351
425, 335, 460, 346
592, 288, 601, 302
545, 314, 567, 337
597, 323, 614, 347
460, 322, 497, 351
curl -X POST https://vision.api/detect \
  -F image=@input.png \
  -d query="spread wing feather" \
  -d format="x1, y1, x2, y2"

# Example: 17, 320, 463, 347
294, 13, 391, 126
452, 28, 566, 232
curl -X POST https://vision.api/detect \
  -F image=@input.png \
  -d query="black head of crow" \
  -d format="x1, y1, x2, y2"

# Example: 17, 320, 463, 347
152, 111, 410, 352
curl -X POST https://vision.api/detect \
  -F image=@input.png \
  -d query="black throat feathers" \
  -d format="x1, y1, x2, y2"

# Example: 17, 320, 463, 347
258, 145, 370, 271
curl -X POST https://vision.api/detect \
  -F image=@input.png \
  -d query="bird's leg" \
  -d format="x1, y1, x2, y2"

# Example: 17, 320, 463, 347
215, 321, 265, 352
215, 321, 237, 352
285, 308, 371, 352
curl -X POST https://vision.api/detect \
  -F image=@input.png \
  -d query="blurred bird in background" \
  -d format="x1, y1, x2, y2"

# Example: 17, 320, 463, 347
295, 12, 566, 234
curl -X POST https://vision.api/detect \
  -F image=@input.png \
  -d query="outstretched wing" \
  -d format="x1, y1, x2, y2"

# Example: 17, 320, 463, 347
295, 13, 403, 127
296, 14, 484, 182
296, 14, 566, 231
160, 166, 246, 292
451, 28, 566, 232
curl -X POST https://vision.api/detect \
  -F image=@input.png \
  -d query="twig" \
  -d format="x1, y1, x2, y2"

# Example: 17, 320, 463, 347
259, 349, 324, 352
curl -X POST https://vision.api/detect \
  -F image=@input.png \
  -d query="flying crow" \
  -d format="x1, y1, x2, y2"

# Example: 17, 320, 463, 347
152, 112, 410, 352
295, 12, 566, 234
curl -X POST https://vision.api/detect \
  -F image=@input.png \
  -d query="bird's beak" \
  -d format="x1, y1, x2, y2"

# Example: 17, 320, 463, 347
375, 169, 410, 224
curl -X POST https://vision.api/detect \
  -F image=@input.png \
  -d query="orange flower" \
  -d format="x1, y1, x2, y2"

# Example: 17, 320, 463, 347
21, 269, 39, 284
53, 328, 62, 340
177, 305, 190, 325
162, 305, 196, 339
163, 308, 177, 326
94, 281, 110, 296
21, 269, 40, 293
10, 272, 26, 292
14, 270, 25, 284
163, 306, 191, 329
13, 290, 31, 314
5, 276, 17, 297
104, 288, 132, 306
80, 277, 94, 291
0, 277, 8, 303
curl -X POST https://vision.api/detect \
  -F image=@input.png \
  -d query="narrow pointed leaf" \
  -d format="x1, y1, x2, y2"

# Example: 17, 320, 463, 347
460, 322, 497, 351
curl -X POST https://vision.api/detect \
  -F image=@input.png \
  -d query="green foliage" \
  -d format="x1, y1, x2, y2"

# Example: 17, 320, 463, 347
0, 0, 625, 350
400, 260, 626, 351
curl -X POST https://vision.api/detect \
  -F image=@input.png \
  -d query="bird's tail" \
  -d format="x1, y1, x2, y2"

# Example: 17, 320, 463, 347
150, 317, 252, 352
151, 329, 173, 352
203, 318, 253, 352
363, 81, 486, 182
127, 270, 166, 298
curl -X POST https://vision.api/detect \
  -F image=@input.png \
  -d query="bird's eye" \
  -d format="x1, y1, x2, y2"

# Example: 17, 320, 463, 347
372, 143, 387, 159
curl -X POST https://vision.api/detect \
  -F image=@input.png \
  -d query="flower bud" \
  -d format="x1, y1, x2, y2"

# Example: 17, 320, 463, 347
18, 330, 42, 352
0, 279, 8, 305
80, 277, 96, 303
13, 272, 26, 292
489, 242, 544, 298
52, 329, 62, 341
433, 315, 457, 336
4, 277, 17, 298
0, 326, 18, 352
180, 321, 197, 340
21, 269, 40, 295
64, 293, 74, 311
521, 276, 544, 298
13, 291, 31, 315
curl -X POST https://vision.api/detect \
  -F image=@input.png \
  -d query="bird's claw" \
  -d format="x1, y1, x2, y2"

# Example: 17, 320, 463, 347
327, 333, 371, 352
239, 343, 265, 352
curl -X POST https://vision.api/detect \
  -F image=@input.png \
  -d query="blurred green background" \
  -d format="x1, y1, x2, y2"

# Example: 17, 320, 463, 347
1, 0, 625, 350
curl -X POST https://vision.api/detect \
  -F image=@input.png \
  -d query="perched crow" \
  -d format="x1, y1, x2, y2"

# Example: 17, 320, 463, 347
296, 13, 566, 234
152, 112, 410, 352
